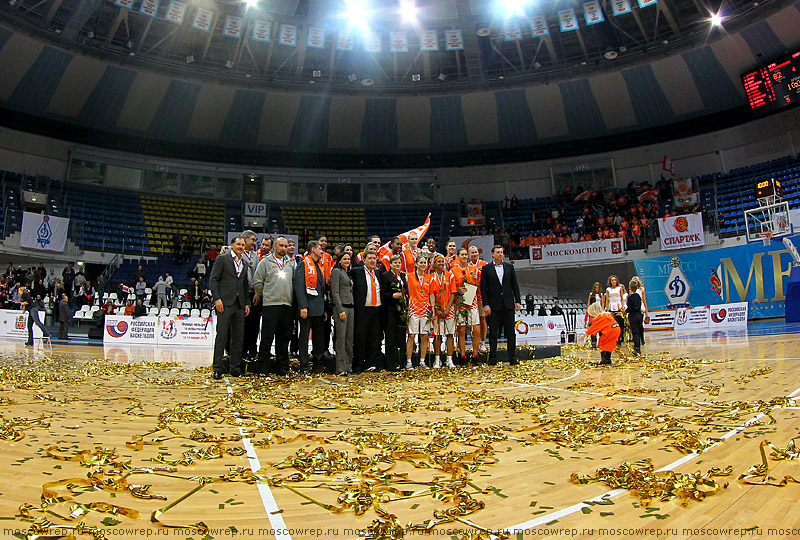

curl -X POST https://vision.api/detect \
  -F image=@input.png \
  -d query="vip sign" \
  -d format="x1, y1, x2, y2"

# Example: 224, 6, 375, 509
244, 203, 267, 217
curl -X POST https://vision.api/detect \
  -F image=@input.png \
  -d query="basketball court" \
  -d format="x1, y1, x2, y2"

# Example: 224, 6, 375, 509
1, 320, 798, 540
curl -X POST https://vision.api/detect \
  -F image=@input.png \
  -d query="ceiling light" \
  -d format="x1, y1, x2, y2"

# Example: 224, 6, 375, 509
186, 55, 195, 64
87, 31, 95, 39
399, 0, 417, 24
437, 73, 446, 81
411, 73, 421, 81
476, 27, 490, 37
343, 0, 370, 33
126, 40, 134, 48
604, 49, 618, 60
710, 13, 723, 26
619, 46, 626, 53
245, 0, 259, 8
533, 61, 542, 70
348, 73, 358, 82
498, 0, 526, 19
9, 0, 17, 6
361, 78, 374, 86
225, 60, 234, 68
312, 69, 321, 77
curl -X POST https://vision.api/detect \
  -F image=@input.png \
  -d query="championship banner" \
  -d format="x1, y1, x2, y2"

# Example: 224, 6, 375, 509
164, 0, 187, 25
139, 0, 160, 18
364, 31, 382, 53
658, 213, 704, 251
114, 0, 134, 10
582, 0, 605, 24
444, 29, 464, 50
449, 235, 494, 262
20, 212, 69, 252
420, 29, 438, 51
503, 20, 523, 41
278, 24, 298, 47
104, 315, 159, 345
0, 310, 45, 340
192, 8, 214, 32
610, 0, 631, 15
637, 0, 657, 7
530, 14, 549, 36
336, 29, 354, 50
252, 20, 272, 42
558, 8, 579, 31
529, 238, 624, 265
306, 26, 326, 49
390, 31, 408, 53
222, 15, 243, 38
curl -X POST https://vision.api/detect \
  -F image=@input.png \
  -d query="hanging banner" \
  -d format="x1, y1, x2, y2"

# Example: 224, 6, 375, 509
307, 26, 326, 49
420, 29, 439, 51
139, 0, 159, 17
337, 28, 354, 50
530, 14, 550, 36
114, 0, 134, 10
529, 238, 624, 265
252, 20, 272, 42
139, 0, 160, 17
20, 212, 69, 252
610, 0, 632, 16
637, 0, 658, 7
364, 31, 382, 53
278, 24, 298, 47
658, 213, 705, 251
558, 8, 579, 31
444, 29, 464, 50
504, 20, 523, 41
390, 31, 409, 53
192, 8, 214, 32
449, 235, 494, 262
164, 0, 187, 25
222, 15, 243, 37
583, 0, 605, 24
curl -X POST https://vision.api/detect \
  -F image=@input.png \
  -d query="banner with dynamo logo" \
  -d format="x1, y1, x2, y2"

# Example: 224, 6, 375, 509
658, 213, 704, 251
20, 212, 70, 252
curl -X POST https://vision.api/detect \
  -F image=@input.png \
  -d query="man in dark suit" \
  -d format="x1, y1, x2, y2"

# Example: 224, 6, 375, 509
380, 254, 407, 371
209, 236, 251, 379
294, 240, 326, 372
58, 294, 71, 340
480, 245, 521, 365
351, 249, 383, 372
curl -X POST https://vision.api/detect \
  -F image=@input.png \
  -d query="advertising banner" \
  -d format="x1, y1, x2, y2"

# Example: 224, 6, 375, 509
658, 213, 705, 251
673, 305, 710, 330
20, 212, 69, 252
103, 315, 214, 347
0, 310, 44, 340
513, 314, 587, 343
529, 238, 624, 265
643, 309, 677, 330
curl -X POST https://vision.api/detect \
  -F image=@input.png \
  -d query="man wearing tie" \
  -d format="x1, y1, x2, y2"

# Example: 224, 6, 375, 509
294, 240, 326, 372
480, 245, 521, 366
209, 236, 251, 379
351, 250, 383, 373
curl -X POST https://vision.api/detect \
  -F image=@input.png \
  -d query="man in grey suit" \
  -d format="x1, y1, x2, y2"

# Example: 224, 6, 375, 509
294, 240, 326, 372
209, 236, 251, 379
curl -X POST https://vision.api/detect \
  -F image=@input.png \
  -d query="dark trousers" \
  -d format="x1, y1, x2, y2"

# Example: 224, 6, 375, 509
322, 301, 333, 354
383, 308, 405, 370
258, 304, 293, 374
354, 306, 382, 372
26, 308, 50, 344
58, 320, 69, 339
298, 315, 325, 370
213, 303, 245, 375
612, 312, 625, 344
600, 350, 612, 364
242, 292, 261, 358
487, 307, 516, 364
628, 312, 644, 352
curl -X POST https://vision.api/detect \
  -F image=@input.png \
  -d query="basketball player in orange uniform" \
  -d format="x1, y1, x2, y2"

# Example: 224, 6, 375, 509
429, 254, 457, 368
451, 248, 481, 364
405, 254, 432, 369
469, 245, 489, 353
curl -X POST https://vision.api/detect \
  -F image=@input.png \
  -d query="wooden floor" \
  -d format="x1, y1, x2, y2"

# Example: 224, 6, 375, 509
1, 323, 799, 540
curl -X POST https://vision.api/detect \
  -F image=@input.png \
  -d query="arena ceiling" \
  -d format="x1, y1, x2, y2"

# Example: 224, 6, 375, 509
0, 0, 798, 168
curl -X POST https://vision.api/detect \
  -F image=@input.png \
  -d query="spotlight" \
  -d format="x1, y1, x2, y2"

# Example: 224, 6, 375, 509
710, 13, 723, 26
348, 73, 358, 82
87, 31, 95, 39
9, 0, 17, 6
498, 0, 526, 19
245, 0, 259, 8
437, 73, 446, 81
54, 28, 61, 34
343, 0, 370, 32
411, 73, 421, 81
312, 69, 321, 77
186, 55, 195, 64
126, 40, 134, 48
399, 0, 417, 24
533, 61, 542, 70
619, 45, 627, 53
225, 59, 234, 68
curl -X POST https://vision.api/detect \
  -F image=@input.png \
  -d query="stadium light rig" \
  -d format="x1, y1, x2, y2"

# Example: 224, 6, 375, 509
343, 0, 371, 33
245, 0, 259, 8
710, 12, 723, 26
399, 0, 418, 25
497, 0, 528, 19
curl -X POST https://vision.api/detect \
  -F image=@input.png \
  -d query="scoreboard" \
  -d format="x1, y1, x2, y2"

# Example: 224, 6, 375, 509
742, 49, 800, 112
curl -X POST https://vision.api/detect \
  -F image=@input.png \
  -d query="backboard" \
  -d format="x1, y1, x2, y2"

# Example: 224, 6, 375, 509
744, 200, 792, 244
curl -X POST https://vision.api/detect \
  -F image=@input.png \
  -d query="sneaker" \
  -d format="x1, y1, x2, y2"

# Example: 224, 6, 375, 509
445, 359, 456, 368
480, 343, 489, 353
432, 359, 442, 369
418, 362, 428, 369
405, 360, 414, 370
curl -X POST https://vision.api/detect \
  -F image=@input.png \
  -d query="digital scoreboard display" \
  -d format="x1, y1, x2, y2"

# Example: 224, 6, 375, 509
742, 50, 800, 112
755, 178, 781, 199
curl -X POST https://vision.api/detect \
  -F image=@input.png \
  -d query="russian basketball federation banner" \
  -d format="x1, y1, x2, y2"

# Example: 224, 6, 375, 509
20, 212, 69, 252
658, 213, 704, 250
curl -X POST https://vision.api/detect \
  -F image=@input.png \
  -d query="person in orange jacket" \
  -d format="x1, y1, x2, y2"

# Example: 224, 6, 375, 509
584, 302, 621, 365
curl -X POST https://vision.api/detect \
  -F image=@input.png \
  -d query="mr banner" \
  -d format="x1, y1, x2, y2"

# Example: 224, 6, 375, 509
658, 213, 704, 251
635, 237, 800, 319
20, 212, 70, 252
529, 238, 624, 265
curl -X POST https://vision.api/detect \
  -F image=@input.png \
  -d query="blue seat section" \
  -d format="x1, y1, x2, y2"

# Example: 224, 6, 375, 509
1, 169, 28, 236
365, 205, 443, 244
115, 255, 200, 289
699, 154, 800, 238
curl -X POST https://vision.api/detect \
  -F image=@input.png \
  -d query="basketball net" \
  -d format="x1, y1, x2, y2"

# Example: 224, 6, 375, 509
761, 230, 773, 246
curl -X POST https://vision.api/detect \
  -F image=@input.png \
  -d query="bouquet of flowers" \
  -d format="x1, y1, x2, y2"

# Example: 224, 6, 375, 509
390, 279, 409, 324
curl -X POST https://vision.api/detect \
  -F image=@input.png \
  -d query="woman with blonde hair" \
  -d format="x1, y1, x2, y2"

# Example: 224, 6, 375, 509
584, 301, 620, 365
585, 281, 603, 348
604, 275, 626, 345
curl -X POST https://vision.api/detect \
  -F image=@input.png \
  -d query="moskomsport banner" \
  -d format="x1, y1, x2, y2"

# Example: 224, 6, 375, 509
449, 235, 494, 262
0, 310, 45, 340
20, 212, 69, 252
529, 238, 625, 265
635, 239, 798, 319
104, 315, 214, 346
658, 213, 704, 251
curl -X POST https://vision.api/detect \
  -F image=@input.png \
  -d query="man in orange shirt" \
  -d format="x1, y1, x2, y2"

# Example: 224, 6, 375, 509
405, 254, 432, 369
429, 254, 456, 368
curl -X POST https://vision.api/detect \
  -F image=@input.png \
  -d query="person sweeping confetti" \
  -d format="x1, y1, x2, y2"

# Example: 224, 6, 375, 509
583, 301, 621, 366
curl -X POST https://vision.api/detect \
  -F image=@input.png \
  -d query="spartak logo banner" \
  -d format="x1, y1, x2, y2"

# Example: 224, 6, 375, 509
658, 213, 704, 251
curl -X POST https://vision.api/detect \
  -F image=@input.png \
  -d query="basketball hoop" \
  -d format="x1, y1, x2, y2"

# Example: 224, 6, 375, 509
761, 230, 772, 246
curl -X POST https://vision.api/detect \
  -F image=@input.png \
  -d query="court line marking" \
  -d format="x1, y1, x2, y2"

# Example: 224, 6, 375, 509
225, 379, 291, 540
501, 382, 800, 533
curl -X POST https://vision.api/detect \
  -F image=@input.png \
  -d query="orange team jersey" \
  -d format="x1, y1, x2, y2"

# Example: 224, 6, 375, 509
429, 270, 456, 319
401, 247, 418, 274
450, 262, 479, 309
471, 259, 488, 305
381, 252, 402, 271
321, 252, 334, 281
446, 254, 457, 269
585, 312, 621, 352
407, 270, 432, 317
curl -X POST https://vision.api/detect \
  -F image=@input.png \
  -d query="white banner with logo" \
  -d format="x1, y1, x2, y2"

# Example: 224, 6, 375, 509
420, 29, 439, 51
449, 235, 494, 262
673, 305, 710, 330
643, 309, 677, 330
20, 212, 70, 252
192, 7, 214, 32
139, 0, 160, 17
444, 29, 464, 50
644, 302, 748, 331
252, 20, 272, 42
390, 31, 408, 53
513, 314, 587, 343
0, 310, 45, 340
658, 213, 705, 251
278, 24, 298, 47
709, 302, 748, 327
530, 14, 549, 36
104, 315, 214, 346
529, 238, 625, 265
164, 0, 187, 24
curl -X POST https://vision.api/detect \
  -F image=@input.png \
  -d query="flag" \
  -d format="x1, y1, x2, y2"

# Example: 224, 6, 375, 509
574, 189, 597, 203
662, 155, 676, 177
377, 214, 431, 261
638, 189, 658, 203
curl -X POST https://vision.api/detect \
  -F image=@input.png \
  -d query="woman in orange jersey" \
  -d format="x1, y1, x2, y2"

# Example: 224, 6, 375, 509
429, 254, 457, 368
451, 248, 481, 364
468, 245, 489, 353
583, 301, 620, 365
405, 254, 432, 369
